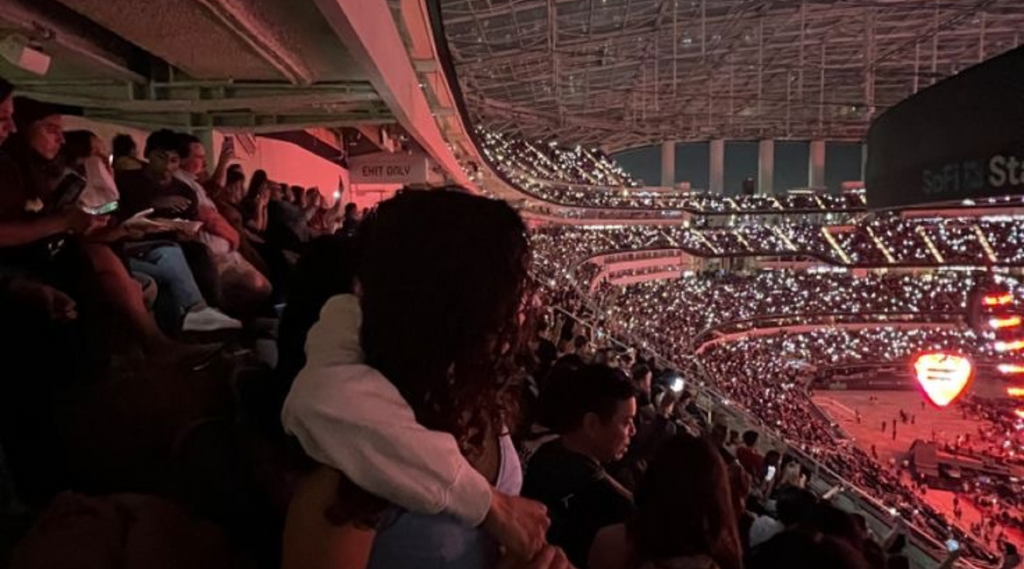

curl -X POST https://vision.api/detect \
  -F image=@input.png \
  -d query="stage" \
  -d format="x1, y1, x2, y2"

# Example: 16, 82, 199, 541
814, 390, 1024, 547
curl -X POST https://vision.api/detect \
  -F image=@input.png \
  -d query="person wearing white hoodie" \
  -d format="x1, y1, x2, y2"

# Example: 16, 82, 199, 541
282, 293, 552, 563
281, 190, 558, 568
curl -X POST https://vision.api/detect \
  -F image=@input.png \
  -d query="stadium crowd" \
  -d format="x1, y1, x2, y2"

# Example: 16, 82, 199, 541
698, 329, 1000, 565
594, 271, 1000, 348
532, 219, 1024, 269
0, 70, 1021, 569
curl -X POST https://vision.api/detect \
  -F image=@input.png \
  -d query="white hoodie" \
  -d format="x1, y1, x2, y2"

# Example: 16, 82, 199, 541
281, 294, 493, 526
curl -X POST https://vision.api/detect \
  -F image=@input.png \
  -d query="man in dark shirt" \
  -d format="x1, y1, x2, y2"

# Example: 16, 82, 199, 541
266, 184, 311, 252
115, 129, 198, 220
522, 364, 637, 568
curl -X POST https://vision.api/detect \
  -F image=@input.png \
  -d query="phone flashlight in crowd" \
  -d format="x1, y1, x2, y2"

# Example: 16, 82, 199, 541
764, 465, 777, 482
945, 539, 959, 552
334, 190, 342, 200
671, 377, 684, 393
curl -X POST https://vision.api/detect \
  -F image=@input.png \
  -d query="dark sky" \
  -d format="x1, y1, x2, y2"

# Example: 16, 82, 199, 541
614, 141, 864, 194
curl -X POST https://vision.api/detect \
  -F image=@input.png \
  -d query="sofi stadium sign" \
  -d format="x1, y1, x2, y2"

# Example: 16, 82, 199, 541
922, 154, 1024, 196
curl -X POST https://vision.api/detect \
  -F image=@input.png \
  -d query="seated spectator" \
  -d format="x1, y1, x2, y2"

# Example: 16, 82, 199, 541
522, 364, 637, 568
338, 202, 360, 237
749, 486, 817, 550
175, 133, 271, 316
557, 334, 591, 367
589, 435, 743, 569
265, 182, 310, 253
311, 195, 343, 236
111, 133, 143, 173
60, 130, 239, 333
282, 190, 554, 569
710, 423, 737, 465
242, 169, 270, 238
116, 129, 199, 220
608, 364, 677, 491
301, 187, 321, 224
209, 166, 288, 297
748, 531, 872, 569
0, 95, 216, 364
735, 430, 764, 480
115, 130, 226, 311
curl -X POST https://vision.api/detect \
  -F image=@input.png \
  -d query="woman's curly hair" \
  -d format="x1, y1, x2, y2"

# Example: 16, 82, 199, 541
325, 188, 532, 526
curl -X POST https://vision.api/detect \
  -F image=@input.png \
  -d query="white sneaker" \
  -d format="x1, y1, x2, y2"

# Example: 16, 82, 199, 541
182, 307, 243, 332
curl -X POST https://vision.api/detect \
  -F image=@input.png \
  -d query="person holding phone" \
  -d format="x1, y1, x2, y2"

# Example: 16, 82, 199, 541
0, 95, 220, 367
58, 130, 241, 333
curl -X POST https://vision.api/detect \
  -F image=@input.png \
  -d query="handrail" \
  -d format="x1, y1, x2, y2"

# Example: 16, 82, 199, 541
689, 367, 990, 569
551, 300, 984, 568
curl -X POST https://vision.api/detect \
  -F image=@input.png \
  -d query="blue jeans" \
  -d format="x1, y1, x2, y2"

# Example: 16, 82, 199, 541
128, 244, 204, 332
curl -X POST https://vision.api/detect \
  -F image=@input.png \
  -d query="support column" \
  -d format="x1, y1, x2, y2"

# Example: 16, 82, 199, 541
861, 143, 869, 181
758, 139, 775, 194
660, 140, 676, 187
196, 130, 216, 177
709, 139, 725, 194
808, 139, 826, 189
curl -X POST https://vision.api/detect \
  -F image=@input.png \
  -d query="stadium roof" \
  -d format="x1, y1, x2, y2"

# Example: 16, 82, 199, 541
435, 0, 1024, 151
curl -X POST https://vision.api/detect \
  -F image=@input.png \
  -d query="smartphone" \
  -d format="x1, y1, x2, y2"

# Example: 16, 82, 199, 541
333, 190, 342, 200
765, 466, 777, 482
671, 378, 684, 393
85, 201, 118, 216
945, 539, 959, 552
52, 172, 88, 210
223, 136, 235, 153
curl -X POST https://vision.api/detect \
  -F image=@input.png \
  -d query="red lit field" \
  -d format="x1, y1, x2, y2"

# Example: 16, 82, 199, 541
814, 390, 1024, 548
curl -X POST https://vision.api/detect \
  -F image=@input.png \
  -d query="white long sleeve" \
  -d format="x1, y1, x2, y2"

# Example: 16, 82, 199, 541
281, 295, 493, 526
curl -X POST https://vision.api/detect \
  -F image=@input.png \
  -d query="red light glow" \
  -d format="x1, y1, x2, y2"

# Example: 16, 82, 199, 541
996, 339, 1024, 352
989, 315, 1022, 329
999, 364, 1024, 375
983, 293, 1014, 306
1008, 387, 1024, 397
913, 352, 973, 408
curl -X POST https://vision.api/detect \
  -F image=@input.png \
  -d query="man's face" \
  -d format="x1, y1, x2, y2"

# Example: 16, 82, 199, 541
146, 149, 181, 185
589, 397, 637, 463
269, 183, 283, 201
28, 115, 64, 161
0, 96, 15, 146
639, 371, 652, 394
182, 142, 206, 175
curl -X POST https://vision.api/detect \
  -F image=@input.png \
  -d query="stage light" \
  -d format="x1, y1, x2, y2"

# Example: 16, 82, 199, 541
913, 352, 973, 408
989, 315, 1022, 329
999, 364, 1024, 375
983, 293, 1014, 306
1007, 387, 1024, 397
995, 339, 1024, 352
